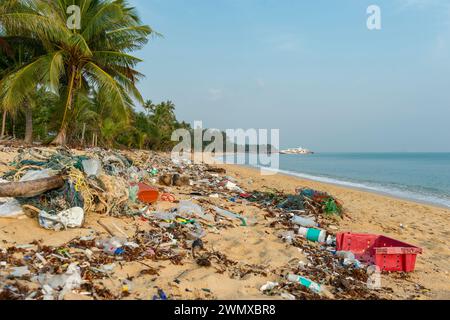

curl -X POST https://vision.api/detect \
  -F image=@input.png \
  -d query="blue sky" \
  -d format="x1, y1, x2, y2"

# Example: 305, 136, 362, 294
130, 0, 450, 152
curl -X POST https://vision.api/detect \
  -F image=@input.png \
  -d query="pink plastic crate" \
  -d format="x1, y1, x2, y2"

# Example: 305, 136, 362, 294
336, 232, 422, 272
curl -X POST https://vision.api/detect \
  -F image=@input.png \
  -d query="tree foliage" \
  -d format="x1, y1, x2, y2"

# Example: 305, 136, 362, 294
0, 0, 189, 149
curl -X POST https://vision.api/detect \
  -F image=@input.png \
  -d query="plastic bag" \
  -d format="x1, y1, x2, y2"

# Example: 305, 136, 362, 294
82, 159, 102, 177
0, 199, 23, 218
178, 201, 214, 222
39, 207, 84, 231
19, 169, 54, 182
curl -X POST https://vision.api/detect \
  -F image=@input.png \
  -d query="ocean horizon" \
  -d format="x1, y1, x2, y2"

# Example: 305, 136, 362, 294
222, 152, 450, 209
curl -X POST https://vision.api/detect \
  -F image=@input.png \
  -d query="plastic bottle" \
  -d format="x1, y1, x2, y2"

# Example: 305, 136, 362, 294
298, 227, 327, 243
335, 251, 362, 268
291, 215, 318, 228
335, 251, 355, 260
286, 274, 322, 294
213, 206, 247, 226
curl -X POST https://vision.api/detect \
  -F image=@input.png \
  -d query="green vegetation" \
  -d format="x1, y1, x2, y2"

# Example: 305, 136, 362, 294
0, 0, 188, 149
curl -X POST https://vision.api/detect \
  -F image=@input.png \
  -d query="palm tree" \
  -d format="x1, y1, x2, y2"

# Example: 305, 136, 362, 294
0, 37, 11, 139
0, 34, 43, 143
0, 0, 154, 145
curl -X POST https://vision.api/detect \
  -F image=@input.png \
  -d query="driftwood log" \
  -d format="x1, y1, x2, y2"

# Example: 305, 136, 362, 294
0, 176, 65, 198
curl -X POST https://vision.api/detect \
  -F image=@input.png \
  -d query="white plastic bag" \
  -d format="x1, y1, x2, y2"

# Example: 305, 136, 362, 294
20, 169, 54, 182
39, 207, 84, 231
0, 199, 23, 218
82, 159, 102, 177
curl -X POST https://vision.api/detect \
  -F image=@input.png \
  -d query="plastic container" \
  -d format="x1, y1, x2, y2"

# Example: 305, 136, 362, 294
336, 232, 423, 272
298, 227, 327, 243
130, 183, 159, 204
291, 215, 318, 228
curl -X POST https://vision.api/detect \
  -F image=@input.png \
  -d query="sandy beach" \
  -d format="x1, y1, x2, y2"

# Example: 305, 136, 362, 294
220, 163, 450, 299
0, 147, 449, 300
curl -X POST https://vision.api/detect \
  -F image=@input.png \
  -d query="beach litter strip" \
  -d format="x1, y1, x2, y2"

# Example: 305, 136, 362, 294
0, 147, 422, 300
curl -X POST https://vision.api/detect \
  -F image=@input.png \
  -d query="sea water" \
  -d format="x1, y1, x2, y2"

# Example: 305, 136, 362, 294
248, 153, 450, 209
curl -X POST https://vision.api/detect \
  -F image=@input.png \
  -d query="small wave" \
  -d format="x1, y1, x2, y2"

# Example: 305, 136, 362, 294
250, 165, 450, 209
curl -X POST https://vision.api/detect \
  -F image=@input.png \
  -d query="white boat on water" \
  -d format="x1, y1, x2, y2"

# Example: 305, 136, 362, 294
280, 147, 314, 155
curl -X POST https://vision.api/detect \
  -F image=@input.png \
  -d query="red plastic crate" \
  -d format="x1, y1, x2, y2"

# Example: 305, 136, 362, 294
336, 232, 422, 272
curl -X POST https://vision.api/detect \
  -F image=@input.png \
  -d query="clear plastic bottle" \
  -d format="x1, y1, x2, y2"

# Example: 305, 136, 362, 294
298, 227, 327, 243
214, 206, 247, 226
291, 215, 318, 228
335, 251, 362, 268
286, 274, 322, 294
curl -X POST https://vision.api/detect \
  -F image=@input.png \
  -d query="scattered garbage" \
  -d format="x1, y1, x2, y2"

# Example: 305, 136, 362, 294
0, 146, 414, 300
38, 263, 83, 300
10, 266, 31, 278
95, 237, 127, 255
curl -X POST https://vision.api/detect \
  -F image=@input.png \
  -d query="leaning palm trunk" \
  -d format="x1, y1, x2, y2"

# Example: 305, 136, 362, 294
0, 110, 6, 139
51, 67, 76, 146
52, 125, 67, 146
24, 103, 33, 144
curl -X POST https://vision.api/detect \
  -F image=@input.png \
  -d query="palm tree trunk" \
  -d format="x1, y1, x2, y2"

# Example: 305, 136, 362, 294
24, 103, 33, 144
51, 67, 76, 145
0, 110, 7, 139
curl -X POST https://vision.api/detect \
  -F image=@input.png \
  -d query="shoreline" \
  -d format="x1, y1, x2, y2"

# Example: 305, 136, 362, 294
208, 153, 450, 210
245, 164, 450, 211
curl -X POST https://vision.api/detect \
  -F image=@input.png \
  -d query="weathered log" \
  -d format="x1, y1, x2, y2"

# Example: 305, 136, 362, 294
0, 176, 65, 198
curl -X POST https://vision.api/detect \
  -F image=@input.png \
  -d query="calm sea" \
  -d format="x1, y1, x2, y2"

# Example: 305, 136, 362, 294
243, 153, 450, 209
